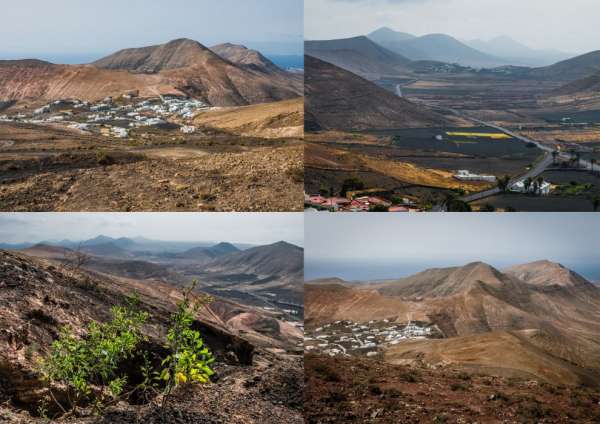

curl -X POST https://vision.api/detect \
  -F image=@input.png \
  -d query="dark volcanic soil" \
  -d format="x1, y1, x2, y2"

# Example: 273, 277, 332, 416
304, 354, 600, 423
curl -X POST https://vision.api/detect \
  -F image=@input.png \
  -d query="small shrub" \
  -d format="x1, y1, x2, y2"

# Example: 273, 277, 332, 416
286, 166, 304, 183
39, 297, 148, 414
326, 391, 347, 403
159, 282, 214, 404
450, 382, 467, 391
314, 363, 341, 382
368, 384, 382, 396
383, 387, 402, 398
402, 370, 419, 383
96, 150, 113, 166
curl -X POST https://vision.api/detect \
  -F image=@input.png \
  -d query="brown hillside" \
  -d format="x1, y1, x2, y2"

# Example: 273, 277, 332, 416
0, 39, 302, 107
193, 98, 303, 139
304, 55, 454, 131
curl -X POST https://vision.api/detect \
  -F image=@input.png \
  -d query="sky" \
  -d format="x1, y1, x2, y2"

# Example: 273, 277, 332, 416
305, 213, 600, 282
305, 0, 600, 54
0, 0, 303, 63
0, 213, 304, 246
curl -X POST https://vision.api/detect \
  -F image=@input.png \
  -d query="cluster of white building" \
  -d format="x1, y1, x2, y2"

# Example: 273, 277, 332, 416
305, 319, 438, 358
1, 95, 211, 140
454, 169, 497, 182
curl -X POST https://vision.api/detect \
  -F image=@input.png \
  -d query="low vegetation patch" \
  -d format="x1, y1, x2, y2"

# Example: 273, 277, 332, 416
38, 282, 214, 419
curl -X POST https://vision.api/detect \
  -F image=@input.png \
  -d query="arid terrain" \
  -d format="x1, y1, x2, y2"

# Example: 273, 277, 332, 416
0, 236, 303, 423
305, 29, 600, 211
305, 353, 600, 423
304, 260, 600, 421
0, 39, 303, 212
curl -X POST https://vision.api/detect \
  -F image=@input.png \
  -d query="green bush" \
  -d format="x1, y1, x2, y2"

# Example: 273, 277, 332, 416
40, 299, 148, 414
159, 282, 215, 403
39, 283, 215, 416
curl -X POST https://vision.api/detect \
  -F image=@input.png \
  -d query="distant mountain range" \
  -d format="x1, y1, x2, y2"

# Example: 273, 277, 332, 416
367, 27, 506, 68
464, 35, 573, 67
0, 38, 302, 106
367, 27, 574, 68
306, 28, 600, 89
0, 235, 253, 253
306, 260, 600, 386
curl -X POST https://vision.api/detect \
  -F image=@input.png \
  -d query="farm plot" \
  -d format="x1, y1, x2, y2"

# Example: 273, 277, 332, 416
362, 127, 542, 176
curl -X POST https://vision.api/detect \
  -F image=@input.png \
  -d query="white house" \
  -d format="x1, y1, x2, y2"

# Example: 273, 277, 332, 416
511, 180, 551, 195
454, 170, 497, 182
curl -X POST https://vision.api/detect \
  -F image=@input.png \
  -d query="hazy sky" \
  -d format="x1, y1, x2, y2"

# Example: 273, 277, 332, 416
0, 213, 303, 246
0, 0, 303, 63
305, 0, 600, 54
305, 213, 600, 281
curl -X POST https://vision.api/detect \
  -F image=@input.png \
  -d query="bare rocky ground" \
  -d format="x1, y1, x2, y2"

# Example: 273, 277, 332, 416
305, 354, 600, 423
0, 123, 303, 212
0, 250, 303, 423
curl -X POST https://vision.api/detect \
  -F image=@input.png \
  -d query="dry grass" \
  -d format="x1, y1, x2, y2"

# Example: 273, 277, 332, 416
194, 98, 303, 139
522, 128, 600, 144
359, 155, 492, 191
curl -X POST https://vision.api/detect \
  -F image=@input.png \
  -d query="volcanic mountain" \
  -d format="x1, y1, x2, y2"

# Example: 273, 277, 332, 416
552, 71, 600, 95
305, 260, 600, 386
304, 36, 411, 79
528, 50, 600, 81
368, 28, 505, 68
210, 43, 281, 74
205, 241, 303, 281
304, 55, 454, 131
0, 38, 301, 106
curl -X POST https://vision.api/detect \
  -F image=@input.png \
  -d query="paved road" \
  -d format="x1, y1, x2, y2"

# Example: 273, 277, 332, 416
430, 108, 600, 209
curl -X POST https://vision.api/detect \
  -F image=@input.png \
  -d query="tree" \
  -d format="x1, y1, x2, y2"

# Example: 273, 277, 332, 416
593, 196, 600, 212
340, 177, 365, 197
552, 150, 558, 165
369, 204, 389, 212
523, 177, 533, 194
63, 243, 90, 271
446, 198, 472, 212
497, 175, 511, 192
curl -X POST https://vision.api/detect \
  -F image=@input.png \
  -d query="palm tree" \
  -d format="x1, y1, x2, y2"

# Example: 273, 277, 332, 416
524, 177, 533, 194
593, 196, 600, 212
497, 175, 510, 192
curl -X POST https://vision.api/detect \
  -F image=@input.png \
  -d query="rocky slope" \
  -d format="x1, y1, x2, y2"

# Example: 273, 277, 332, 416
210, 43, 281, 74
305, 36, 410, 79
305, 353, 600, 423
0, 250, 302, 422
304, 55, 454, 131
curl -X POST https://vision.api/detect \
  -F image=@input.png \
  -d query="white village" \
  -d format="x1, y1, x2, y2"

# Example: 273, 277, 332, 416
305, 319, 442, 358
0, 93, 215, 139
